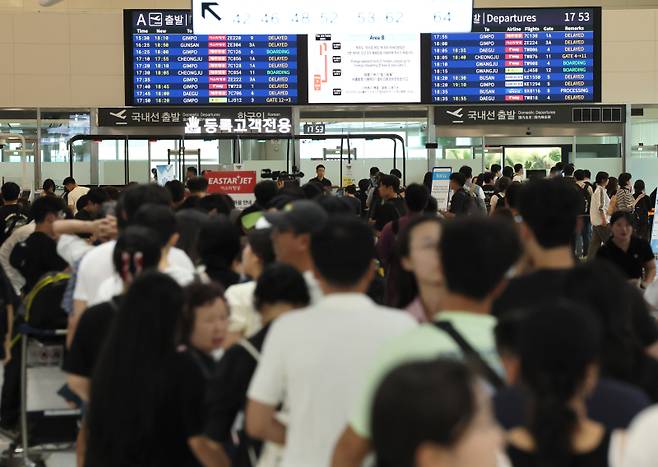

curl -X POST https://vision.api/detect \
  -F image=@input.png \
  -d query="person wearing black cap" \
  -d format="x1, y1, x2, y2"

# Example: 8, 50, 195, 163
264, 200, 329, 304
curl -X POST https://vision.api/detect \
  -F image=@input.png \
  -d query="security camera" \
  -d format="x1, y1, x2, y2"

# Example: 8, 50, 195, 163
525, 127, 532, 136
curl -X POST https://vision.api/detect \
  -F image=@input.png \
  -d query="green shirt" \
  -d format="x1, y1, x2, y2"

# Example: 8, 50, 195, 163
349, 311, 500, 438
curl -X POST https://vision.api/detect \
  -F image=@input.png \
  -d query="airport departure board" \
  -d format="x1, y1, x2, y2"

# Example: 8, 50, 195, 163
431, 8, 601, 103
124, 8, 601, 106
125, 10, 301, 105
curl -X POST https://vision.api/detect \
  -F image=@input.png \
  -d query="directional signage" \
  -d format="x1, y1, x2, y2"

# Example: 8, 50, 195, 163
434, 105, 626, 125
98, 107, 293, 134
191, 0, 473, 35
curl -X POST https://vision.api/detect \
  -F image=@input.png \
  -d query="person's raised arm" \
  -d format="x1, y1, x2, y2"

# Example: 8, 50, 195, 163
53, 216, 117, 241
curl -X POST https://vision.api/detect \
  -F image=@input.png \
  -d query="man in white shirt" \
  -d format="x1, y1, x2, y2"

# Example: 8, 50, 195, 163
588, 171, 610, 259
246, 216, 416, 467
63, 177, 90, 215
512, 164, 525, 182
264, 200, 329, 304
331, 216, 521, 467
70, 185, 193, 345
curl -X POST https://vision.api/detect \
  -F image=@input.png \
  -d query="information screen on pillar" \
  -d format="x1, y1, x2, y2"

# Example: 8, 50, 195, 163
430, 7, 601, 104
124, 10, 302, 105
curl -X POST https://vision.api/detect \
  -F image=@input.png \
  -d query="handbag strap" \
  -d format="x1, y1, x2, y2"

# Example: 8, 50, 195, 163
434, 320, 504, 389
238, 338, 261, 362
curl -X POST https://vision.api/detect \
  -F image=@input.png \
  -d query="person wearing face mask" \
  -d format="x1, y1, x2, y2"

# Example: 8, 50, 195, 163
596, 211, 656, 288
371, 359, 503, 467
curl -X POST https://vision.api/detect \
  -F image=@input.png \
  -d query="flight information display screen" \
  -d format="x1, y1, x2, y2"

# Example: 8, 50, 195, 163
430, 8, 601, 104
125, 10, 302, 105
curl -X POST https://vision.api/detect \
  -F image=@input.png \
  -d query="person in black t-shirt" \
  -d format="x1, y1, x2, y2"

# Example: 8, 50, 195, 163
204, 263, 310, 467
481, 172, 496, 211
308, 164, 332, 190
374, 174, 407, 232
73, 188, 109, 222
597, 211, 656, 287
492, 178, 582, 318
343, 185, 362, 216
64, 226, 162, 402
493, 309, 651, 431
441, 172, 471, 219
0, 182, 27, 246
633, 180, 652, 240
9, 196, 68, 294
85, 272, 227, 467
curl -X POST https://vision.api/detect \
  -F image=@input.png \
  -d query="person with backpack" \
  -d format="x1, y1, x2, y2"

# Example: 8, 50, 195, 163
373, 174, 407, 232
0, 182, 28, 246
204, 263, 310, 467
331, 216, 521, 467
9, 196, 68, 294
609, 172, 635, 214
441, 172, 472, 219
575, 169, 594, 258
460, 166, 487, 215
481, 172, 496, 211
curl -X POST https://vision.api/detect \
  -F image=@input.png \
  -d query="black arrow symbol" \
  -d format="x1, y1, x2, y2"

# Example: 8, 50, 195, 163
201, 2, 222, 22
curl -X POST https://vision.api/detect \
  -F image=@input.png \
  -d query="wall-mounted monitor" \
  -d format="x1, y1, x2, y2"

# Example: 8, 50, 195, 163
124, 10, 304, 105
429, 7, 601, 104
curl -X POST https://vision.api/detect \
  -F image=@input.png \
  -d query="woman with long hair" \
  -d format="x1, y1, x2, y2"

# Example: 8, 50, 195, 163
386, 216, 443, 322
85, 272, 226, 467
507, 301, 608, 467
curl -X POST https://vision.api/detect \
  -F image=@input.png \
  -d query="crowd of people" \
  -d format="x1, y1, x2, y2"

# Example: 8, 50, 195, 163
0, 163, 653, 467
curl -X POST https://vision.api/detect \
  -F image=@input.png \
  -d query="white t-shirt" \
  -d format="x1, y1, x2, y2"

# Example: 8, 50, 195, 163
590, 185, 611, 226
94, 264, 195, 305
73, 240, 194, 306
512, 174, 524, 183
224, 281, 261, 336
303, 270, 323, 304
66, 186, 90, 214
619, 406, 658, 467
247, 293, 416, 467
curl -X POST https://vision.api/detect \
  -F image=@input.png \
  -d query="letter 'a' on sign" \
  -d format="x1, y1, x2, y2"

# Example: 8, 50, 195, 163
191, 0, 473, 35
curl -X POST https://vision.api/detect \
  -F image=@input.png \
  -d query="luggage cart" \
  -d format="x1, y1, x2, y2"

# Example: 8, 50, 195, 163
6, 324, 79, 466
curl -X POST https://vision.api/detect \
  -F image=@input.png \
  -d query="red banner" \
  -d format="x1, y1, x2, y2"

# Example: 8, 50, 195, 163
205, 171, 257, 195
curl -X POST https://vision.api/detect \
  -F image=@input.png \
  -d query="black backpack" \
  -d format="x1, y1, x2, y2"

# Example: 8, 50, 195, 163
2, 211, 28, 241
578, 184, 592, 216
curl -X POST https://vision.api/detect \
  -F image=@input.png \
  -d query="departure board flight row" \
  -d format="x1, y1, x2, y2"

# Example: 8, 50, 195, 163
124, 8, 601, 106
430, 9, 600, 103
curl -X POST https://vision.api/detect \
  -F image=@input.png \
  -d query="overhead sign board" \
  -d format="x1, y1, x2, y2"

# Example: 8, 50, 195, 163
434, 105, 625, 125
191, 0, 473, 35
98, 107, 292, 134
